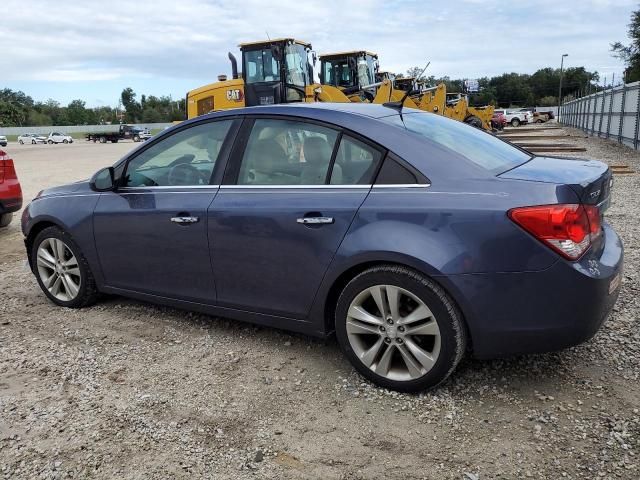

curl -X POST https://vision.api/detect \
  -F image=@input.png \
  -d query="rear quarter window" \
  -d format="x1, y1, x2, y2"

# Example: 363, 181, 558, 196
382, 112, 530, 174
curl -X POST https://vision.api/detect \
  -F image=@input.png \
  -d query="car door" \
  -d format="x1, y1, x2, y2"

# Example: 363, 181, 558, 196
93, 118, 239, 303
208, 117, 384, 318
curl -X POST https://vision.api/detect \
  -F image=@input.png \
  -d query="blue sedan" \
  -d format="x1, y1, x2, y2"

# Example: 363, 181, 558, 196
21, 103, 623, 392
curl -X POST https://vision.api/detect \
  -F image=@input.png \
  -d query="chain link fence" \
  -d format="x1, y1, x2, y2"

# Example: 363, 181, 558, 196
560, 81, 640, 150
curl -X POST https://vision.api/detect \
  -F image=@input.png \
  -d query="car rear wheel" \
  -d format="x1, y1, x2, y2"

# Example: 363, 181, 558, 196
63, 139, 69, 144
32, 226, 98, 308
47, 140, 53, 144
0, 213, 12, 228
335, 265, 467, 392
19, 140, 24, 145
511, 118, 520, 127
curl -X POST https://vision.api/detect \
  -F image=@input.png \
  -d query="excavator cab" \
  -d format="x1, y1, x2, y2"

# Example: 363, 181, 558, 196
319, 51, 379, 98
239, 38, 313, 106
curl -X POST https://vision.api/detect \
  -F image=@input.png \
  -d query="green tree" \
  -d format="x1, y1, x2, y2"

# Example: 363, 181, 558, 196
612, 7, 640, 82
121, 87, 142, 123
66, 99, 88, 125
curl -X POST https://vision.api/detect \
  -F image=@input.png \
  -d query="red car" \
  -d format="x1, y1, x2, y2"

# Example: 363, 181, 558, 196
491, 111, 507, 130
0, 150, 23, 227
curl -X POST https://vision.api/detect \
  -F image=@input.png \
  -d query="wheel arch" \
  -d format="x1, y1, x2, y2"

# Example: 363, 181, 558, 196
319, 255, 475, 352
25, 219, 66, 271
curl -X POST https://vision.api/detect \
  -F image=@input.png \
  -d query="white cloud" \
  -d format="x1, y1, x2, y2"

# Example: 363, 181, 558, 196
1, 0, 632, 93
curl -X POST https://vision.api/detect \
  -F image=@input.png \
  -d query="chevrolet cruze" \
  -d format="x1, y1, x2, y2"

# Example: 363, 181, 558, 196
21, 103, 623, 391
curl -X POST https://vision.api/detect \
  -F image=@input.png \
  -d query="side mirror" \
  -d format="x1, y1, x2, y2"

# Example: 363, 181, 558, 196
90, 166, 115, 192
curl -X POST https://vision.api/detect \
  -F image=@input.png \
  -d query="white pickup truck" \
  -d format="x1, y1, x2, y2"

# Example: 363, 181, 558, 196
494, 109, 531, 127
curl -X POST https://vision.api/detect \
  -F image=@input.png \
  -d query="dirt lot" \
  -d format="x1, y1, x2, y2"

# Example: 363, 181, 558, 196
1, 131, 639, 479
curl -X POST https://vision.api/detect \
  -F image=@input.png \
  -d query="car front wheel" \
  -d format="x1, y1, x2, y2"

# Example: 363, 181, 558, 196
511, 118, 520, 127
19, 140, 24, 145
32, 226, 98, 308
335, 265, 467, 392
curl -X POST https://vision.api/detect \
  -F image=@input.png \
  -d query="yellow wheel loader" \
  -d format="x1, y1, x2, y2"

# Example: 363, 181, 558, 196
186, 38, 353, 119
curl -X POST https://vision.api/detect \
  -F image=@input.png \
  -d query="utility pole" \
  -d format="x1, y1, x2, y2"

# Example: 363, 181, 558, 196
558, 53, 568, 121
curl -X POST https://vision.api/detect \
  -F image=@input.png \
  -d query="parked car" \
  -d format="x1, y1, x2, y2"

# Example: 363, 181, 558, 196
0, 150, 23, 227
21, 103, 623, 392
494, 109, 530, 127
47, 132, 74, 144
18, 133, 47, 144
0, 135, 7, 147
491, 111, 507, 130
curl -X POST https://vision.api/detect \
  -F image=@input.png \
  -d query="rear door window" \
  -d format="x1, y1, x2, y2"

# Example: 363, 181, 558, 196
236, 119, 339, 185
330, 135, 383, 185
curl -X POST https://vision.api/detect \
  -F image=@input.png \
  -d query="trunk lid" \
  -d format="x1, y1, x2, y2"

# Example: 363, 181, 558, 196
499, 156, 612, 210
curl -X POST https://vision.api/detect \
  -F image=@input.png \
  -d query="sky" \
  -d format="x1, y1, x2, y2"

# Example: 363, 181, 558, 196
2, 0, 634, 107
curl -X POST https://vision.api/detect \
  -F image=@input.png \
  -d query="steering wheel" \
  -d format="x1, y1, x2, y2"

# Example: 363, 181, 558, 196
167, 163, 206, 186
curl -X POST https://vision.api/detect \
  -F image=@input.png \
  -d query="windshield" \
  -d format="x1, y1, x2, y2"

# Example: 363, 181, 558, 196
244, 48, 281, 84
284, 43, 309, 88
383, 112, 531, 174
322, 58, 355, 88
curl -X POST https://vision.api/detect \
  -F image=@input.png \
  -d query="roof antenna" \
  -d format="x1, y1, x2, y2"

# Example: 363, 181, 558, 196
266, 31, 271, 41
383, 61, 430, 116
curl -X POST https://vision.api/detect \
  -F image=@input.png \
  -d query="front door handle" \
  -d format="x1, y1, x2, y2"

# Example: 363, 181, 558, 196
296, 216, 334, 225
170, 216, 199, 224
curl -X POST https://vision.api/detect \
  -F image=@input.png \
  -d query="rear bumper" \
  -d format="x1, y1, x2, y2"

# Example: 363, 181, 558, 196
445, 223, 623, 358
0, 197, 23, 214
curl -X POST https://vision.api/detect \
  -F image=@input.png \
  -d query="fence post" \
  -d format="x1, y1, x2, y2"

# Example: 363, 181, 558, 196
606, 86, 615, 139
598, 88, 607, 137
619, 82, 627, 144
590, 91, 597, 135
634, 84, 640, 150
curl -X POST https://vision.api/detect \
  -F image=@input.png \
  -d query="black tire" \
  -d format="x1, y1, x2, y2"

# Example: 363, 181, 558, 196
464, 115, 483, 129
19, 140, 24, 145
510, 118, 520, 127
99, 136, 107, 144
63, 139, 69, 144
334, 265, 467, 392
133, 134, 140, 142
31, 226, 99, 308
0, 213, 12, 228
111, 139, 118, 143
32, 139, 36, 144
48, 140, 53, 144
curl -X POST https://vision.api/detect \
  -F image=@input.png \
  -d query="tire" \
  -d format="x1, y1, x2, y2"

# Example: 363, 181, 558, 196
133, 135, 140, 142
510, 118, 520, 127
99, 136, 107, 144
32, 140, 36, 144
19, 140, 24, 145
0, 213, 12, 228
334, 265, 467, 392
63, 139, 69, 144
111, 139, 118, 143
48, 140, 53, 144
464, 115, 483, 129
31, 226, 99, 308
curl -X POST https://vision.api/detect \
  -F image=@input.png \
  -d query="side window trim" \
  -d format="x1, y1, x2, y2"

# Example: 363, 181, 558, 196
118, 117, 240, 189
324, 131, 343, 184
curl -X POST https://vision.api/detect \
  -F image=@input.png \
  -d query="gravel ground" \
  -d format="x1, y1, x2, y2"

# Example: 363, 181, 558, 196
1, 132, 639, 479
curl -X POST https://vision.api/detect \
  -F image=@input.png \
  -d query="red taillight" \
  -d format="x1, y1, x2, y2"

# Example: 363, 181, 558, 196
508, 204, 602, 260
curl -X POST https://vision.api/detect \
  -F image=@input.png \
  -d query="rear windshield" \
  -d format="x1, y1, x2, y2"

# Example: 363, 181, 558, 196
383, 112, 530, 174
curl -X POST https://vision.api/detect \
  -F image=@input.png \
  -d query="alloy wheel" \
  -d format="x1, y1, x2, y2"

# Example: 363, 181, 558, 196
36, 238, 81, 302
345, 285, 441, 382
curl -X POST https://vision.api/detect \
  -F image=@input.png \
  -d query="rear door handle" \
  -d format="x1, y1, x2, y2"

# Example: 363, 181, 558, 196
296, 216, 334, 225
170, 216, 199, 224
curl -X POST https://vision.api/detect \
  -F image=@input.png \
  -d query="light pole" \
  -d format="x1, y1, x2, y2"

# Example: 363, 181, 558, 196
558, 53, 568, 121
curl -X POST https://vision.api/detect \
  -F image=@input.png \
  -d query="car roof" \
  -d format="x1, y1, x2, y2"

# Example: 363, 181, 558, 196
202, 102, 402, 121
